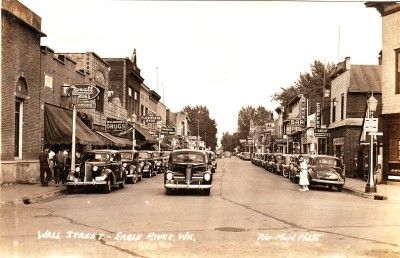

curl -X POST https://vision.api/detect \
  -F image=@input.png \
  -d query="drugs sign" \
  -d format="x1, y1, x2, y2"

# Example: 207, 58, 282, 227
106, 119, 127, 131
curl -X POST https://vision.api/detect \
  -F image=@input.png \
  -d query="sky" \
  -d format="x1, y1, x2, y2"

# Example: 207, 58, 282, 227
20, 0, 382, 143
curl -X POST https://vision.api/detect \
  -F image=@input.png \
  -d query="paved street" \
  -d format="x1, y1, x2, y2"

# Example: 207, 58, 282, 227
1, 157, 400, 257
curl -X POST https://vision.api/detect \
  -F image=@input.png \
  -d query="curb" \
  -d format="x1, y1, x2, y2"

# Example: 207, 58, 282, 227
0, 188, 66, 208
343, 186, 388, 200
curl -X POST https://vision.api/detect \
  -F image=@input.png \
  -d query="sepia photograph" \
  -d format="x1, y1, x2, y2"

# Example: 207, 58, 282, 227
1, 0, 400, 257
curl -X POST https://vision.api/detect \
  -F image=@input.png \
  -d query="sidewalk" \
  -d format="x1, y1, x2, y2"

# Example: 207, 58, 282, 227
0, 182, 65, 207
343, 177, 400, 201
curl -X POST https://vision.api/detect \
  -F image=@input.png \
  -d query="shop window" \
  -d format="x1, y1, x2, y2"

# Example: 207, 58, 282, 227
95, 87, 104, 113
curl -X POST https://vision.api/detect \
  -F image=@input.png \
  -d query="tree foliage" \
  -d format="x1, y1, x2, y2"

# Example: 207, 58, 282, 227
220, 132, 240, 152
271, 60, 336, 112
183, 105, 218, 150
237, 106, 273, 140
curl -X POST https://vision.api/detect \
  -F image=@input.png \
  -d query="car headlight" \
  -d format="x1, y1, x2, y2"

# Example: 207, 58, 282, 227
166, 172, 173, 180
75, 167, 80, 172
123, 163, 127, 168
93, 166, 98, 172
204, 173, 211, 181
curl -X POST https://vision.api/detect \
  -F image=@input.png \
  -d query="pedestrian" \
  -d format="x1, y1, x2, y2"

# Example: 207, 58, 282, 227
39, 148, 51, 187
62, 149, 69, 183
48, 148, 56, 183
298, 155, 309, 192
54, 150, 66, 187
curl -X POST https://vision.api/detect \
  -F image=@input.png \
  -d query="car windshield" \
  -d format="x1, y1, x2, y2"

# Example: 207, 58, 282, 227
120, 152, 132, 159
317, 158, 338, 167
139, 152, 150, 159
81, 152, 110, 162
172, 152, 205, 163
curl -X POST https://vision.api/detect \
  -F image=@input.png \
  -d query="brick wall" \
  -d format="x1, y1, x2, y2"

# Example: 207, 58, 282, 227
1, 10, 42, 161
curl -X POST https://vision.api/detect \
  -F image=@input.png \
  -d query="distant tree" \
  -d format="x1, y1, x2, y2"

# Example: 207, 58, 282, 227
221, 132, 240, 152
271, 60, 336, 112
183, 105, 218, 150
237, 106, 273, 140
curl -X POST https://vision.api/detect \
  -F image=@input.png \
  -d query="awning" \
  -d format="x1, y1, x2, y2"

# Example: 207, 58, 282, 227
44, 104, 102, 145
130, 123, 156, 141
96, 131, 132, 147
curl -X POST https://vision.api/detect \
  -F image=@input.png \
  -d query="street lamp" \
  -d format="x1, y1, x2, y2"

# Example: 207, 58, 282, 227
365, 93, 378, 193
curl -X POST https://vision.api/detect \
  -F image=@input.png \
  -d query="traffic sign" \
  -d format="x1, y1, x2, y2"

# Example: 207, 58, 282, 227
364, 118, 378, 133
69, 84, 100, 100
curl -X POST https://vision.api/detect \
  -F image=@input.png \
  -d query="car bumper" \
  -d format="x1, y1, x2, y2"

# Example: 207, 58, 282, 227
311, 179, 345, 185
65, 181, 107, 186
164, 183, 212, 189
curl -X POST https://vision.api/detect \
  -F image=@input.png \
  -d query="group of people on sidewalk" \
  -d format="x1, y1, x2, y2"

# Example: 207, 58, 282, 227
39, 147, 70, 187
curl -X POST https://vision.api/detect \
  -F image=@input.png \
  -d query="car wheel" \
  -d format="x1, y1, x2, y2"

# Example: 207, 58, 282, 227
337, 185, 343, 192
104, 179, 112, 193
283, 169, 288, 178
203, 189, 211, 196
166, 188, 172, 195
119, 174, 126, 189
328, 185, 333, 190
67, 186, 74, 194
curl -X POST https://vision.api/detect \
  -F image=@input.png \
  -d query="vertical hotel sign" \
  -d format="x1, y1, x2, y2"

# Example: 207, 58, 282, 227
299, 96, 307, 127
316, 102, 321, 129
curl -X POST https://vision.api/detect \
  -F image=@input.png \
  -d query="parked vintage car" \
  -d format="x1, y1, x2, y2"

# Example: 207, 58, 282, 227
152, 151, 167, 174
264, 153, 275, 172
65, 149, 126, 194
289, 154, 311, 183
206, 151, 217, 173
164, 149, 212, 195
307, 155, 345, 192
282, 154, 296, 178
138, 150, 156, 177
260, 153, 269, 169
272, 153, 285, 176
119, 149, 142, 184
241, 152, 251, 161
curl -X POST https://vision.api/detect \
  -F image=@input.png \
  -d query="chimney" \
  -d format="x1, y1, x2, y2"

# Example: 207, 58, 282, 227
345, 56, 351, 70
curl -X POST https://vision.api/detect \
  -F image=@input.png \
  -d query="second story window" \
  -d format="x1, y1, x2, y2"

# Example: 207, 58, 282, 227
340, 94, 344, 120
396, 49, 400, 94
95, 87, 104, 113
332, 98, 337, 123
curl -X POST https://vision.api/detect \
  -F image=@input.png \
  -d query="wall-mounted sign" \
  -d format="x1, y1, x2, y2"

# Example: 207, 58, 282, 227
68, 84, 100, 101
141, 115, 162, 123
299, 97, 307, 127
106, 118, 127, 131
289, 119, 305, 126
316, 102, 321, 129
76, 100, 95, 109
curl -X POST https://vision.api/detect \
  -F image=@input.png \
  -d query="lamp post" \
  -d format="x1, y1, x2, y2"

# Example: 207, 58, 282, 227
127, 115, 136, 152
365, 93, 378, 193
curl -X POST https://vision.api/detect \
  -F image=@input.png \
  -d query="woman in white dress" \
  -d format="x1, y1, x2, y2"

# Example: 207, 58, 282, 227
298, 155, 309, 192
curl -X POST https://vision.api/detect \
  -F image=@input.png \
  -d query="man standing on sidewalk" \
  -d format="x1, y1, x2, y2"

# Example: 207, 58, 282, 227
39, 148, 51, 187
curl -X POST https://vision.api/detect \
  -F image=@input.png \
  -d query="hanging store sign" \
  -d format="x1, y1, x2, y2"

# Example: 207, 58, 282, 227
141, 115, 162, 123
106, 118, 127, 131
299, 97, 307, 127
68, 84, 100, 101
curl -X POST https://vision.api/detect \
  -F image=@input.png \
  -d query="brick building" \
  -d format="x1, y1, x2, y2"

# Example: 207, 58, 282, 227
1, 0, 45, 184
328, 57, 381, 178
104, 49, 142, 121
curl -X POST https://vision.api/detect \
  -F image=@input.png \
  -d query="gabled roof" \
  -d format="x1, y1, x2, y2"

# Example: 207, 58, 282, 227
348, 65, 381, 93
